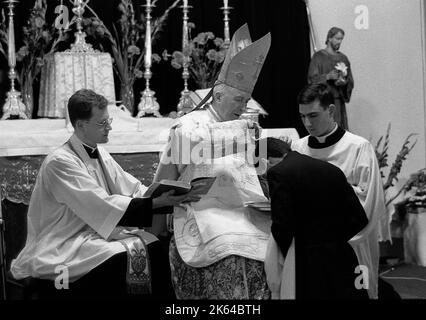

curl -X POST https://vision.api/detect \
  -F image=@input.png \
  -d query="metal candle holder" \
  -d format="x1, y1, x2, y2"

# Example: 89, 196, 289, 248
176, 2, 196, 116
67, 0, 96, 53
220, 1, 233, 49
1, 0, 27, 120
137, 0, 161, 118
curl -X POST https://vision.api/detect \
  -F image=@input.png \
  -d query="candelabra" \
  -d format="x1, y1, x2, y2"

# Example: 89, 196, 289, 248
1, 0, 27, 120
137, 0, 161, 118
176, 1, 196, 116
220, 0, 233, 49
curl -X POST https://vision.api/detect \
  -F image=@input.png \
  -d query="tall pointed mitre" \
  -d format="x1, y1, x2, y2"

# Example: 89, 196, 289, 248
217, 24, 271, 95
190, 24, 271, 112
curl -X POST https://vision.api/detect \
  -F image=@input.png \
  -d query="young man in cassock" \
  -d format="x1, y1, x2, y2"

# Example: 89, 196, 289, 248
267, 143, 369, 299
291, 83, 389, 299
10, 89, 200, 299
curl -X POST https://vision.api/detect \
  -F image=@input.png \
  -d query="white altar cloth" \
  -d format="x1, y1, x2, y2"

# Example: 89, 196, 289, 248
38, 52, 116, 118
0, 106, 174, 157
0, 106, 299, 157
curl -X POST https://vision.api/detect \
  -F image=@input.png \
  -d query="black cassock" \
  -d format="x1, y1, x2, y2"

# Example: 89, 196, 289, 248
268, 151, 369, 299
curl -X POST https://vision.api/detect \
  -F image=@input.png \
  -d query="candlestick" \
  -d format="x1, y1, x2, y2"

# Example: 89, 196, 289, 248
137, 0, 161, 118
1, 0, 27, 120
220, 0, 233, 48
176, 1, 196, 116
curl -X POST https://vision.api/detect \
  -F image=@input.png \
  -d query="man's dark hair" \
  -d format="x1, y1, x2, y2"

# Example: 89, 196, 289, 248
265, 137, 291, 158
255, 137, 291, 164
325, 26, 345, 44
297, 83, 334, 109
68, 89, 108, 127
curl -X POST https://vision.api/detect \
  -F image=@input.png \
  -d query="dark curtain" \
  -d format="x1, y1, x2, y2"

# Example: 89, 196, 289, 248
0, 0, 310, 137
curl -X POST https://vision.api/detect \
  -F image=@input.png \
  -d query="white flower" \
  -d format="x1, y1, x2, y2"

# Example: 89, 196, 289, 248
335, 62, 348, 77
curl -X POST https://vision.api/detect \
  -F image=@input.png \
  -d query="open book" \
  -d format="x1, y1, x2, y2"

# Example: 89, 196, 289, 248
143, 177, 216, 199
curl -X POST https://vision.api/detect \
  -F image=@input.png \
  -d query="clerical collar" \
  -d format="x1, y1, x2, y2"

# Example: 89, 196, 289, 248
308, 125, 346, 149
315, 124, 338, 143
81, 142, 99, 159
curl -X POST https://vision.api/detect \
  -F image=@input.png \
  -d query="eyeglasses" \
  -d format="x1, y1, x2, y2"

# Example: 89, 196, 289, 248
93, 118, 113, 128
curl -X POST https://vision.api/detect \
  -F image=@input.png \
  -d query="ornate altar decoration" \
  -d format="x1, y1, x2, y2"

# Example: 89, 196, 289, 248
81, 0, 179, 115
37, 0, 115, 118
1, 0, 27, 120
175, 0, 197, 116
137, 0, 161, 118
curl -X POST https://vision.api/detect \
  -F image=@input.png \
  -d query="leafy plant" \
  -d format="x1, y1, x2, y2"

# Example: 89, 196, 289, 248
163, 24, 227, 89
375, 123, 418, 206
0, 10, 7, 61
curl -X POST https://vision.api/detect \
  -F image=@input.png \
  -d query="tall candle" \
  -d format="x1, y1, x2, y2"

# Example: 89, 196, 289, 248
223, 0, 228, 8
146, 0, 151, 6
183, 0, 188, 7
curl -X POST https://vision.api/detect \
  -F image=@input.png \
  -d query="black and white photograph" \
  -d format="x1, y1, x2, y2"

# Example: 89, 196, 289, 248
0, 0, 425, 313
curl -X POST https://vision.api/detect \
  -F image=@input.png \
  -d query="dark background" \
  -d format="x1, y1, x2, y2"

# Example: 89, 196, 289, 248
0, 0, 310, 136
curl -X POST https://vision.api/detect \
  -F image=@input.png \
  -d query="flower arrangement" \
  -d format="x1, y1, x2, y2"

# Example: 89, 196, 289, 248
374, 123, 418, 207
334, 61, 348, 86
83, 0, 180, 113
0, 10, 7, 61
163, 24, 227, 89
335, 62, 347, 77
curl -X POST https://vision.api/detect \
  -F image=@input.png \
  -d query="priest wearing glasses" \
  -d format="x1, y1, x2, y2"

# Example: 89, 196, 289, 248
10, 89, 201, 299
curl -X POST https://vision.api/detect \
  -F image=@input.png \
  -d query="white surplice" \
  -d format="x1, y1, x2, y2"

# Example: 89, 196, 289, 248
157, 108, 271, 267
292, 130, 389, 299
10, 134, 148, 282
